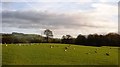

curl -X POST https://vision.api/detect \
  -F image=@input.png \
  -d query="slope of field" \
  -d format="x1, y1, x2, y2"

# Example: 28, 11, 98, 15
2, 43, 119, 65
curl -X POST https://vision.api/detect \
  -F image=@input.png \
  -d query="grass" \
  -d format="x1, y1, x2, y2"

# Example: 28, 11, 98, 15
2, 43, 119, 65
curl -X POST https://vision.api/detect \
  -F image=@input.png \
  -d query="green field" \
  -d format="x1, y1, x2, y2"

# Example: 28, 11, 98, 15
2, 43, 119, 65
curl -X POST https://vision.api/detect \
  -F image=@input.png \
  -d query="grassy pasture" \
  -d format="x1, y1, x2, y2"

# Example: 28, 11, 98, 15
1, 43, 119, 65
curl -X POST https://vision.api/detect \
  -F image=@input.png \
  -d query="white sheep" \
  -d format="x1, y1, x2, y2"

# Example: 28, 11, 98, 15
64, 50, 67, 51
19, 44, 21, 46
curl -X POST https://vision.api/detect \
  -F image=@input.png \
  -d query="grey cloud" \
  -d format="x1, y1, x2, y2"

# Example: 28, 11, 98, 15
2, 10, 79, 29
2, 10, 118, 37
2, 10, 115, 31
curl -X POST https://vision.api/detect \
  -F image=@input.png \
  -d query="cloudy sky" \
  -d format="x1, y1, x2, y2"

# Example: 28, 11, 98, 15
1, 0, 119, 38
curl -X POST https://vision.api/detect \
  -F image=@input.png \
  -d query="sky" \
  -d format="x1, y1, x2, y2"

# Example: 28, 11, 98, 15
1, 0, 119, 38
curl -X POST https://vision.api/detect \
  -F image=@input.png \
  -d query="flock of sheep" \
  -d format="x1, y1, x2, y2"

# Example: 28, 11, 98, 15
49, 45, 111, 56
50, 44, 75, 52
85, 48, 110, 56
4, 44, 111, 56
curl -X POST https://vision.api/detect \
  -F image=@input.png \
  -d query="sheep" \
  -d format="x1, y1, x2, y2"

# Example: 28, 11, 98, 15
64, 50, 67, 52
65, 47, 69, 49
64, 46, 70, 52
95, 51, 97, 53
19, 44, 21, 46
86, 53, 90, 54
6, 45, 7, 46
50, 45, 53, 48
106, 53, 110, 56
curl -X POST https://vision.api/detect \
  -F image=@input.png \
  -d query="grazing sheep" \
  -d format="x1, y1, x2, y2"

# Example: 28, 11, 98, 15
19, 44, 21, 46
106, 53, 110, 56
6, 45, 7, 46
95, 51, 97, 53
50, 45, 53, 48
86, 53, 90, 54
65, 47, 68, 49
64, 50, 67, 52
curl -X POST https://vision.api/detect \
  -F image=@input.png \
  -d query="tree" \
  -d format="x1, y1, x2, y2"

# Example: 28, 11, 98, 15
75, 34, 86, 45
87, 34, 101, 46
2, 34, 13, 44
61, 35, 74, 44
44, 29, 53, 42
105, 33, 120, 46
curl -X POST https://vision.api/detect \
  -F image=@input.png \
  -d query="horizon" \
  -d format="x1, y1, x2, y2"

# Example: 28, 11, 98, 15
1, 31, 119, 39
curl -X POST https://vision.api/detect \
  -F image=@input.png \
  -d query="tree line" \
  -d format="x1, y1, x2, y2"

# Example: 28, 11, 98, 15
1, 32, 60, 44
65, 33, 120, 47
1, 29, 120, 47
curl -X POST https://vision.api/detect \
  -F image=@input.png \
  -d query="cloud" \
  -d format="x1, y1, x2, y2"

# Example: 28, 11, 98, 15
2, 10, 90, 30
1, 1, 118, 37
2, 10, 117, 28
2, 10, 117, 37
91, 3, 118, 16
